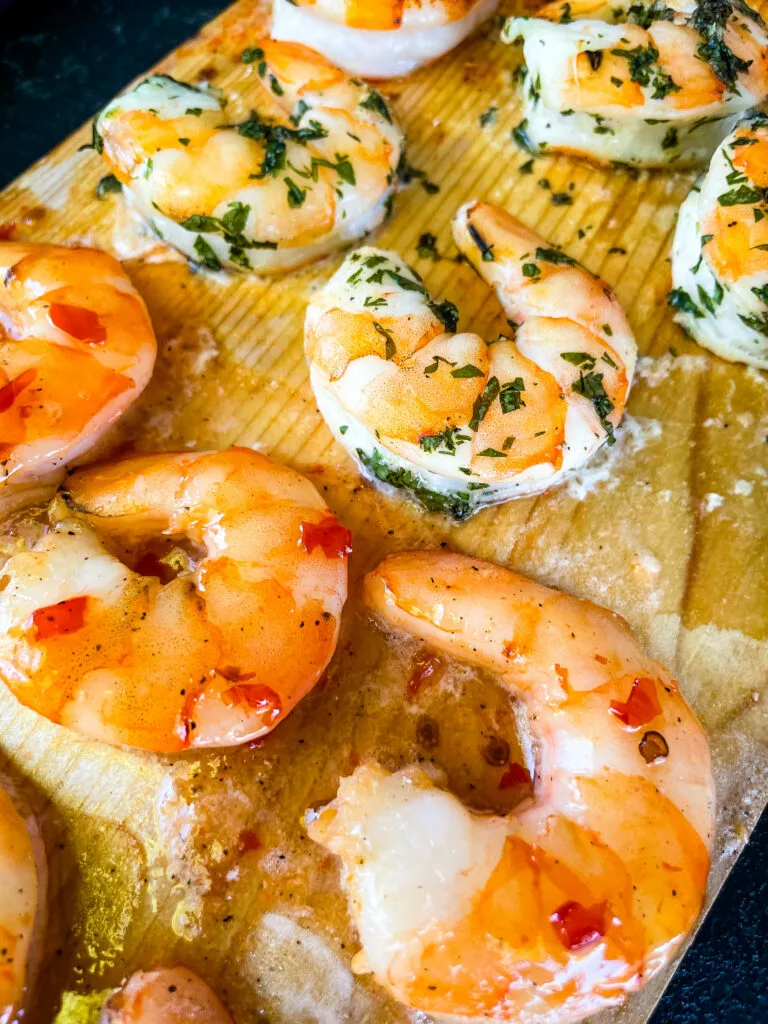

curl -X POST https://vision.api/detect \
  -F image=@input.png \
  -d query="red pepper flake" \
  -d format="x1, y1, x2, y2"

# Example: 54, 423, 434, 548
550, 900, 607, 951
239, 829, 261, 854
222, 682, 283, 724
32, 596, 88, 638
407, 651, 442, 698
498, 761, 530, 790
49, 302, 107, 344
0, 368, 37, 414
0, 222, 16, 241
299, 517, 352, 559
609, 676, 661, 730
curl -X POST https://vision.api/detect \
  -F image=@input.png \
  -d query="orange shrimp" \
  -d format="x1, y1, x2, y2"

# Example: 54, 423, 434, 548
0, 780, 44, 1024
0, 448, 349, 752
305, 201, 635, 517
101, 967, 233, 1023
97, 42, 403, 273
0, 243, 156, 512
503, 0, 768, 167
272, 0, 499, 77
309, 550, 714, 1024
671, 111, 768, 368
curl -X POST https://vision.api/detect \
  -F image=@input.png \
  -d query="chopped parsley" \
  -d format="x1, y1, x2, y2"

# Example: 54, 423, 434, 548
357, 447, 472, 519
373, 321, 397, 360
535, 247, 576, 266
192, 235, 222, 271
499, 378, 526, 412
230, 112, 328, 179
96, 174, 122, 198
668, 287, 704, 318
469, 376, 501, 431
479, 106, 498, 128
419, 426, 470, 454
610, 43, 681, 99
691, 0, 761, 92
451, 364, 485, 378
572, 371, 616, 443
360, 89, 392, 123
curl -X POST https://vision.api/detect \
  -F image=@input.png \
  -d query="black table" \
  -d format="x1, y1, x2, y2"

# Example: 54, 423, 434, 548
1, 1, 767, 1019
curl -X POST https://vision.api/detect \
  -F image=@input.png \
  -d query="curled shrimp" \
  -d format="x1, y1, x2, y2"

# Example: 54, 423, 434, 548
96, 41, 403, 274
100, 967, 232, 1023
503, 0, 768, 167
0, 447, 350, 752
308, 550, 714, 1024
0, 243, 156, 513
0, 780, 44, 1024
271, 0, 500, 78
304, 200, 636, 518
671, 110, 768, 368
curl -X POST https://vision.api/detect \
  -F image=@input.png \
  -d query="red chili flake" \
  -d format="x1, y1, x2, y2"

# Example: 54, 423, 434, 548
550, 900, 607, 951
49, 302, 107, 344
299, 517, 352, 559
406, 651, 442, 698
32, 596, 88, 639
239, 829, 261, 854
0, 222, 16, 241
0, 368, 37, 414
609, 676, 661, 730
222, 683, 283, 724
498, 761, 530, 790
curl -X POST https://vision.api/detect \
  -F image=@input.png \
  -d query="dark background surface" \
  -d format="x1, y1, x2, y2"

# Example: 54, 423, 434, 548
1, 0, 767, 1019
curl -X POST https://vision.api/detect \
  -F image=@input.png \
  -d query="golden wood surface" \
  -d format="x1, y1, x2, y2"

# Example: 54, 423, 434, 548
1, 2, 767, 1020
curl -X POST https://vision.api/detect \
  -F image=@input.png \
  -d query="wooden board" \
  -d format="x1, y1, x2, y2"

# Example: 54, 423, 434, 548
1, 1, 767, 1021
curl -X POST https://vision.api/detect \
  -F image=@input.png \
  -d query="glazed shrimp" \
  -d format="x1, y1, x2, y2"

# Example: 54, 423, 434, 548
0, 447, 349, 752
308, 550, 714, 1024
670, 111, 768, 368
503, 0, 768, 167
272, 0, 499, 78
96, 42, 403, 274
0, 243, 156, 512
305, 200, 636, 518
0, 780, 44, 1024
100, 967, 233, 1023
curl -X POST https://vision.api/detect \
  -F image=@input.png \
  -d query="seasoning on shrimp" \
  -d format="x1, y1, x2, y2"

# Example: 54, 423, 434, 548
0, 781, 44, 1023
95, 41, 403, 274
0, 243, 156, 512
271, 0, 500, 78
670, 110, 768, 368
304, 200, 636, 518
0, 448, 349, 752
503, 0, 768, 167
308, 550, 714, 1024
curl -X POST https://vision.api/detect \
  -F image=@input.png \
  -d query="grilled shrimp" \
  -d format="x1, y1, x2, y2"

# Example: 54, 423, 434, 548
271, 0, 500, 78
0, 243, 156, 512
305, 200, 636, 518
0, 780, 44, 1024
308, 550, 714, 1024
671, 111, 768, 368
503, 0, 768, 167
0, 448, 349, 752
96, 42, 403, 274
100, 967, 233, 1023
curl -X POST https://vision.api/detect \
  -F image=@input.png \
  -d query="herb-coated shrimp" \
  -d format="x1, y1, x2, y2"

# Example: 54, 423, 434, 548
670, 111, 768, 368
0, 781, 44, 1024
0, 447, 350, 752
0, 243, 156, 512
503, 0, 768, 167
305, 200, 636, 518
271, 0, 500, 78
308, 550, 714, 1024
100, 967, 233, 1023
96, 41, 403, 274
